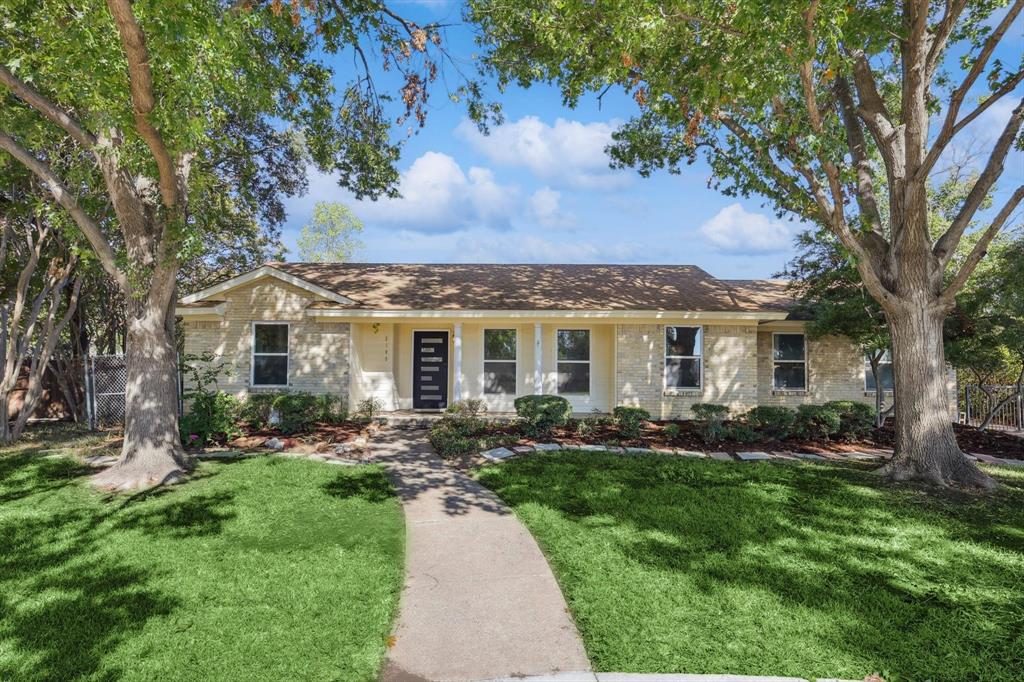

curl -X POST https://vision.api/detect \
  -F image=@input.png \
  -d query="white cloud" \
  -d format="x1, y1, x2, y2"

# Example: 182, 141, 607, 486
528, 187, 575, 228
358, 151, 520, 232
699, 203, 793, 254
456, 116, 629, 190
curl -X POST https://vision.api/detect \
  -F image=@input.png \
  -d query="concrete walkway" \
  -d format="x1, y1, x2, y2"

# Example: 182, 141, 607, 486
374, 429, 591, 682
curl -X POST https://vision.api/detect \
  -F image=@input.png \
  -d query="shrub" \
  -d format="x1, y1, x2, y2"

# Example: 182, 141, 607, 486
690, 403, 730, 444
725, 423, 758, 443
663, 422, 681, 441
612, 406, 651, 440
823, 400, 876, 441
428, 425, 475, 458
514, 394, 572, 435
795, 404, 842, 440
446, 398, 488, 419
439, 400, 489, 437
574, 417, 595, 439
743, 406, 797, 440
274, 392, 321, 435
180, 391, 242, 447
240, 392, 279, 430
354, 397, 384, 423
313, 393, 348, 425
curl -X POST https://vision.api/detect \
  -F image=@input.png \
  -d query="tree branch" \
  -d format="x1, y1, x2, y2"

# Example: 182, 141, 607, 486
105, 0, 179, 209
925, 0, 971, 79
0, 65, 99, 151
0, 132, 129, 293
919, 0, 1024, 178
934, 97, 1024, 265
835, 76, 885, 235
848, 51, 900, 176
940, 185, 1024, 307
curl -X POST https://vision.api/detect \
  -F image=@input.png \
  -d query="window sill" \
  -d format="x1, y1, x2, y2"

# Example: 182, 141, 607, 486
249, 385, 290, 392
664, 389, 702, 397
863, 390, 895, 397
772, 389, 808, 396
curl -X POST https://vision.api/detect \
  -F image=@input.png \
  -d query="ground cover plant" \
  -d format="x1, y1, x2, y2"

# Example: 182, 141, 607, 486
476, 451, 1024, 680
0, 427, 403, 681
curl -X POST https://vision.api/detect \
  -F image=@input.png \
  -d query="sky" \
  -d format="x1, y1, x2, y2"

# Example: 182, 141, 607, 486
279, 1, 1024, 280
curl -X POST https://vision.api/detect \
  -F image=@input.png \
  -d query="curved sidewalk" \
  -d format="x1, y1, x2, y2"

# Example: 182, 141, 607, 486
375, 429, 590, 682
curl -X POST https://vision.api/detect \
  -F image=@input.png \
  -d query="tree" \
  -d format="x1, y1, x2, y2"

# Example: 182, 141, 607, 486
0, 180, 83, 443
468, 0, 1024, 489
780, 229, 893, 426
296, 202, 364, 263
1, 0, 465, 489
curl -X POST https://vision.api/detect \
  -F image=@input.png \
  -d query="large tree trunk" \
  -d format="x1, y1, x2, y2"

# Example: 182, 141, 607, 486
91, 295, 189, 491
882, 304, 995, 490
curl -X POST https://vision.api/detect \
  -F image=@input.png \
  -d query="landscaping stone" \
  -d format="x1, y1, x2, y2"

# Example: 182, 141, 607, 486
650, 446, 676, 455
602, 446, 626, 454
481, 447, 515, 461
736, 451, 771, 461
843, 451, 882, 460
534, 443, 562, 451
625, 447, 654, 454
769, 451, 798, 460
795, 452, 827, 461
580, 444, 607, 452
325, 458, 359, 466
351, 436, 369, 448
513, 445, 536, 455
999, 458, 1024, 466
709, 452, 733, 461
677, 450, 705, 458
973, 452, 1002, 463
228, 435, 269, 449
263, 437, 285, 451
559, 443, 582, 450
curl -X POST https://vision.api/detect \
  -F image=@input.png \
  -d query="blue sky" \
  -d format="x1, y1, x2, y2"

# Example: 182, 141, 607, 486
280, 1, 1023, 280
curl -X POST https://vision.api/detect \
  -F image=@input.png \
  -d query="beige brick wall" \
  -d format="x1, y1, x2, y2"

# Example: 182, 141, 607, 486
181, 278, 350, 400
615, 324, 759, 419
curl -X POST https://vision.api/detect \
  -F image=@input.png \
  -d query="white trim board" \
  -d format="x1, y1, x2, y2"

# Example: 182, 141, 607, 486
179, 265, 356, 305
307, 309, 787, 321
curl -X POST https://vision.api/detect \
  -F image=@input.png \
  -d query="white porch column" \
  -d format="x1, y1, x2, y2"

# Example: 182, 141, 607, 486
453, 323, 463, 403
534, 322, 543, 394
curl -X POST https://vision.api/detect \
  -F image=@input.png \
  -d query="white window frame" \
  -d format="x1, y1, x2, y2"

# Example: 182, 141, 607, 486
555, 328, 591, 396
663, 325, 703, 391
772, 331, 807, 391
251, 321, 290, 388
864, 349, 894, 392
483, 328, 518, 395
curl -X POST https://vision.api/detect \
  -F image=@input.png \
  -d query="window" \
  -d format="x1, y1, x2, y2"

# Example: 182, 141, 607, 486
556, 329, 590, 394
484, 329, 517, 395
252, 322, 289, 386
772, 333, 806, 390
665, 326, 702, 389
865, 350, 894, 391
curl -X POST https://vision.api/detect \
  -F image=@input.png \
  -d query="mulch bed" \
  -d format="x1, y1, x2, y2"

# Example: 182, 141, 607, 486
196, 422, 370, 454
462, 419, 1024, 460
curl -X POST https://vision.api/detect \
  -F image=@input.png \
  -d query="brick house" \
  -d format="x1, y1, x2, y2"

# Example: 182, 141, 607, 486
176, 262, 922, 418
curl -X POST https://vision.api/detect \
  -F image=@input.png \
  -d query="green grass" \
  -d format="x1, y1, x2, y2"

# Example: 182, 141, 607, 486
476, 452, 1024, 681
0, 427, 404, 682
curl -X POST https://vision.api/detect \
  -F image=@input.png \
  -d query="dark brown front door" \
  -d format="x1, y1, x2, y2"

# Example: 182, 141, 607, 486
413, 331, 449, 410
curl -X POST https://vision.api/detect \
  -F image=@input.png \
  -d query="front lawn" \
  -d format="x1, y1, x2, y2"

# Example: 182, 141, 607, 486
477, 451, 1024, 681
0, 427, 403, 682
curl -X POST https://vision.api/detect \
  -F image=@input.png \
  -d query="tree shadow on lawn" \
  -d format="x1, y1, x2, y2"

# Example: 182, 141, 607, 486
0, 454, 242, 680
478, 453, 1024, 679
322, 467, 395, 504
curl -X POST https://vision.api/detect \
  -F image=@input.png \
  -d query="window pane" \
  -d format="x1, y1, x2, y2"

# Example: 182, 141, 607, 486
666, 358, 701, 388
557, 330, 590, 361
253, 355, 288, 385
773, 363, 806, 390
254, 324, 288, 354
666, 327, 701, 357
773, 334, 805, 361
484, 329, 516, 361
865, 362, 894, 391
484, 361, 516, 394
557, 362, 589, 393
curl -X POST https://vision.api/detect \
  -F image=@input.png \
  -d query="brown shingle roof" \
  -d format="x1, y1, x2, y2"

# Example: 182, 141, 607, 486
266, 263, 794, 313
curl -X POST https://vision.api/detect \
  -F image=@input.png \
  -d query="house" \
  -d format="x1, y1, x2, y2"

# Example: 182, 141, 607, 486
176, 263, 921, 418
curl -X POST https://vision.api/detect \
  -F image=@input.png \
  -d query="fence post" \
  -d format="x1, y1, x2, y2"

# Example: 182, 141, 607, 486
84, 355, 95, 430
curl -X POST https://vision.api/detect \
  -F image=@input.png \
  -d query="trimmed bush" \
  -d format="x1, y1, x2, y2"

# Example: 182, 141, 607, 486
691, 403, 729, 444
613, 406, 651, 440
180, 391, 242, 447
313, 393, 348, 425
439, 400, 489, 437
354, 397, 384, 423
743, 406, 797, 441
663, 422, 681, 441
446, 398, 488, 419
274, 392, 321, 434
795, 404, 842, 440
823, 400, 876, 441
514, 394, 572, 435
726, 423, 758, 443
240, 392, 279, 430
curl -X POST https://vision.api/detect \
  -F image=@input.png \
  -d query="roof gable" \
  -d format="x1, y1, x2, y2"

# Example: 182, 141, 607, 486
178, 265, 357, 306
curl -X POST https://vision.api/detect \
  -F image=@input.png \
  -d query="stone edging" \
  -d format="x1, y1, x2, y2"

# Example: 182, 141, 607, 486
478, 672, 862, 682
478, 443, 1024, 467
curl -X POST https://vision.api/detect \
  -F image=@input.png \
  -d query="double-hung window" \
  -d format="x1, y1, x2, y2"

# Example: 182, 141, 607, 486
665, 326, 702, 389
772, 333, 807, 390
865, 350, 894, 391
252, 322, 289, 386
556, 329, 590, 394
484, 329, 517, 395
